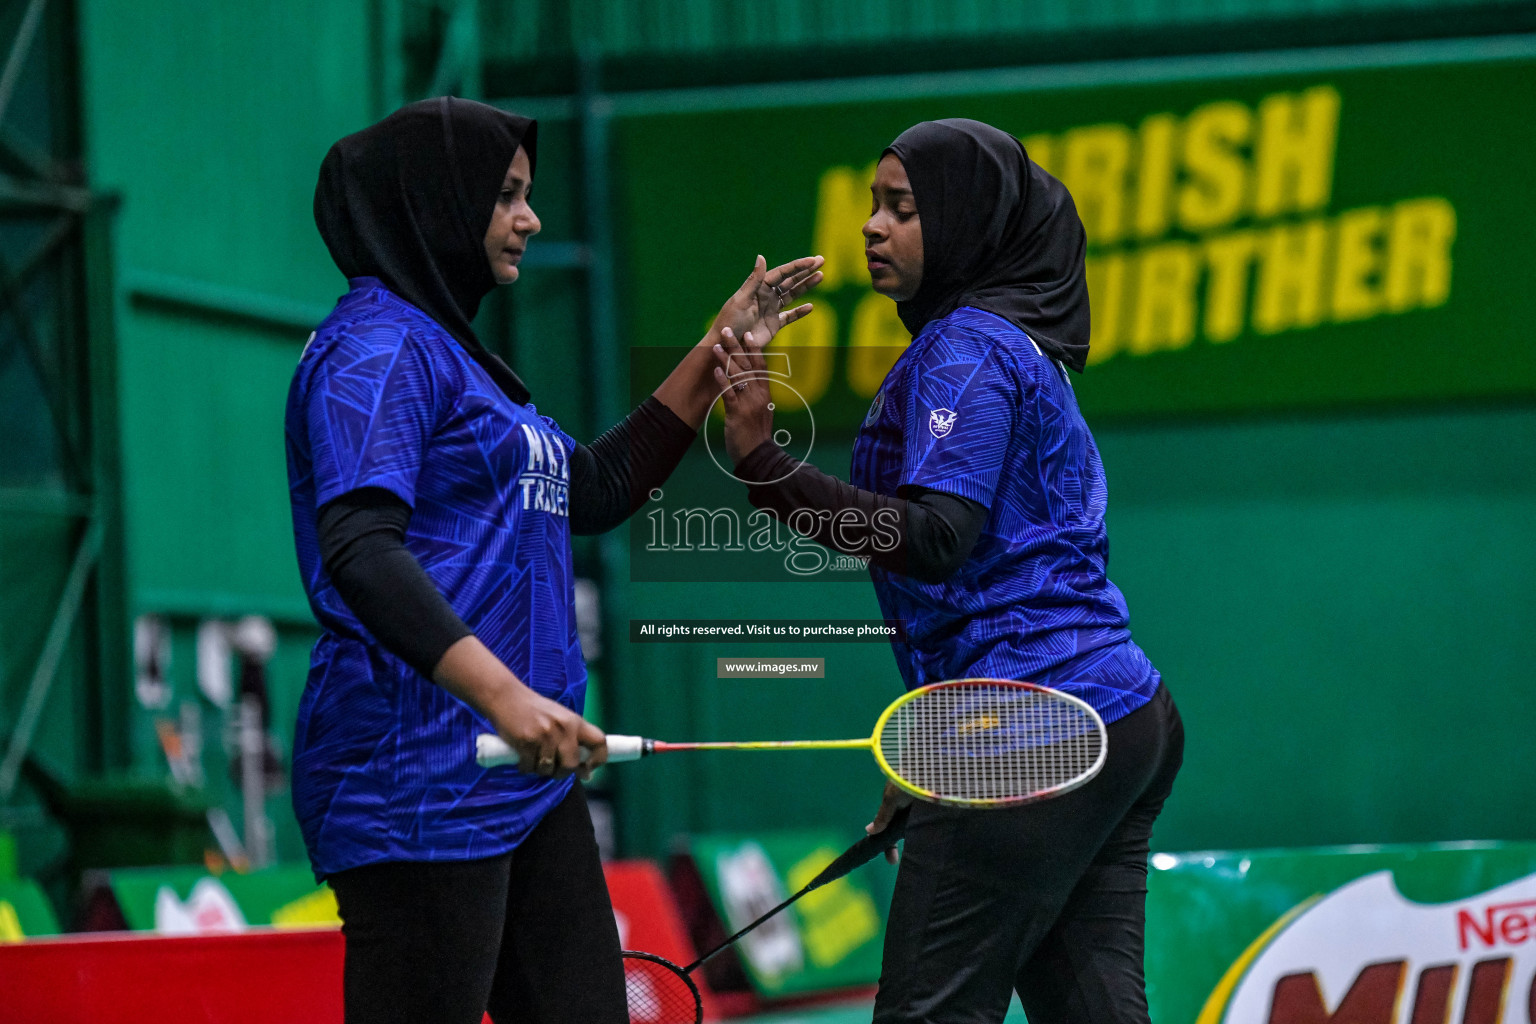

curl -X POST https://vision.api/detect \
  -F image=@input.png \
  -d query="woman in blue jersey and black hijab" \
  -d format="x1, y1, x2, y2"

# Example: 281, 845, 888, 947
290, 97, 822, 1024
713, 118, 1184, 1024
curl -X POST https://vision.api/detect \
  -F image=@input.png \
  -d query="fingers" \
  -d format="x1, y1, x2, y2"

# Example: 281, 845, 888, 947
505, 699, 597, 779
714, 333, 739, 394
553, 732, 583, 777
575, 721, 608, 782
715, 326, 756, 382
764, 256, 825, 315
714, 328, 766, 417
779, 302, 814, 328
518, 742, 558, 777
866, 794, 896, 835
711, 352, 746, 418
712, 363, 734, 401
740, 332, 768, 379
713, 365, 744, 415
523, 735, 564, 777
577, 720, 609, 768
866, 782, 911, 836
720, 323, 766, 371
764, 255, 824, 291
778, 267, 824, 301
517, 747, 541, 774
731, 254, 768, 301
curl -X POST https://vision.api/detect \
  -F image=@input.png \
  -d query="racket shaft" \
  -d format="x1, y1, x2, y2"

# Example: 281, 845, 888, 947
655, 738, 870, 753
685, 807, 909, 973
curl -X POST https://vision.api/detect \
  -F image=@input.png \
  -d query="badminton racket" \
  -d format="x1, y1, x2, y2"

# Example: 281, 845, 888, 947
621, 808, 910, 1024
478, 679, 1107, 808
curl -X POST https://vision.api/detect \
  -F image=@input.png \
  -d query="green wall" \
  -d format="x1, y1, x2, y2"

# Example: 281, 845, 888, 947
77, 0, 381, 863
80, 0, 377, 617
1100, 404, 1535, 848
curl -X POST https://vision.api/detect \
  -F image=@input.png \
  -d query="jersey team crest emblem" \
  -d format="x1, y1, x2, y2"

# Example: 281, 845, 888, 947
928, 408, 958, 438
864, 390, 886, 427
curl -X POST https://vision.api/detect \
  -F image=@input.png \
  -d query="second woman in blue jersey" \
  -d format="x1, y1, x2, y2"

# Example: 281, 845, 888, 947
713, 118, 1183, 1024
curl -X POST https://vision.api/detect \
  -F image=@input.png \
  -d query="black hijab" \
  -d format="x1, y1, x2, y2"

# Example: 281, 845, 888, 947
886, 118, 1092, 372
314, 96, 536, 403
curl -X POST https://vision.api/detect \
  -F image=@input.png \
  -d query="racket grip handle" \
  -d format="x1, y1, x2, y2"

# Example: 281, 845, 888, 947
475, 733, 647, 768
476, 734, 517, 767
807, 806, 911, 890
606, 734, 646, 762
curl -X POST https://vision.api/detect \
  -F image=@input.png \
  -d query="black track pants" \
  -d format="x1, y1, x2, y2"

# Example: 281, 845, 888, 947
328, 783, 627, 1024
873, 684, 1185, 1024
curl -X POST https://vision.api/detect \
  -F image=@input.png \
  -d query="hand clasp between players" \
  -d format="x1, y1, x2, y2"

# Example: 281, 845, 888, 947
713, 325, 777, 466
711, 254, 821, 465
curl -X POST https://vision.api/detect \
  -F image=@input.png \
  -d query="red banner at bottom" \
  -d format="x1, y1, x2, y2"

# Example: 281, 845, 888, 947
0, 860, 704, 1024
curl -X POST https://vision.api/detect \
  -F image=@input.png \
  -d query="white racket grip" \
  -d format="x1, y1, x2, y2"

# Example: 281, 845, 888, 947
605, 734, 645, 762
475, 733, 646, 768
476, 734, 517, 767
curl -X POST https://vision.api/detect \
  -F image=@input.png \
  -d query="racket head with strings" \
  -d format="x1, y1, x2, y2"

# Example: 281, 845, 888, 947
622, 950, 703, 1024
872, 679, 1108, 808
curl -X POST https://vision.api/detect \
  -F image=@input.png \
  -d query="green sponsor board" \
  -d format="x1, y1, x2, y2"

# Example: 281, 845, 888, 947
0, 879, 60, 940
101, 865, 338, 932
612, 46, 1536, 420
686, 830, 893, 997
1144, 842, 1536, 1024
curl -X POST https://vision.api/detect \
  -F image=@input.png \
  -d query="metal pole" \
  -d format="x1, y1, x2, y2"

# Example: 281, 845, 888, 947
0, 517, 101, 802
81, 193, 129, 774
577, 45, 639, 852
239, 694, 272, 869
578, 47, 620, 431
0, 0, 46, 125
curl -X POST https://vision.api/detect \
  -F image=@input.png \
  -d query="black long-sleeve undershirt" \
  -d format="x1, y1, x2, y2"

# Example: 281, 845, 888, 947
316, 398, 696, 677
568, 397, 697, 535
316, 491, 467, 677
734, 440, 989, 585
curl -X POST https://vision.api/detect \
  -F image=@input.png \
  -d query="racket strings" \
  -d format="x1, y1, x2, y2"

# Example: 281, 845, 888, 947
623, 952, 702, 1024
878, 684, 1104, 803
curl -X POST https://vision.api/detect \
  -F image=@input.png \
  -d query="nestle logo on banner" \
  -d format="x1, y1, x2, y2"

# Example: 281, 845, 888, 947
1211, 870, 1536, 1024
1458, 898, 1536, 950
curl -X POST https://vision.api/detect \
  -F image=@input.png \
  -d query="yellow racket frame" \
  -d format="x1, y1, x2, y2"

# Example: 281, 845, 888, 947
869, 678, 1106, 808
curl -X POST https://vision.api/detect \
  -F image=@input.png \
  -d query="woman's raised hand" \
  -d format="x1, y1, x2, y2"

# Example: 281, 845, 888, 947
713, 326, 776, 465
712, 255, 824, 348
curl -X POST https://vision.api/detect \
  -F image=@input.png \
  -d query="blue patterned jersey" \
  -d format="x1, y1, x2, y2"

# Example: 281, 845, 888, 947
851, 306, 1159, 724
284, 277, 583, 878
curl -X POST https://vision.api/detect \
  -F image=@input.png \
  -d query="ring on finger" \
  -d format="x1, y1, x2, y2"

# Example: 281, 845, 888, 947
772, 283, 786, 305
